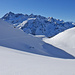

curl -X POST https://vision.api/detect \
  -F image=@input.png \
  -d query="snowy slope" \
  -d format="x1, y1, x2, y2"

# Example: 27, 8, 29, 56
0, 46, 75, 75
43, 27, 75, 57
2, 12, 75, 37
0, 15, 75, 75
0, 19, 74, 59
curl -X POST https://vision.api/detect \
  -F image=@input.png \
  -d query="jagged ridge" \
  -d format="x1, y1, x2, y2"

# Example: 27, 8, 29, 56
2, 12, 75, 37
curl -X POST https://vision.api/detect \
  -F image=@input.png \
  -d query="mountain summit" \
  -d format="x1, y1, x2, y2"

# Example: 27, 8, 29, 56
2, 12, 75, 37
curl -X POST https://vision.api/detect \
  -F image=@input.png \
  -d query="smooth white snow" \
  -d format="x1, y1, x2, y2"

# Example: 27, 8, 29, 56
0, 46, 75, 75
43, 27, 75, 57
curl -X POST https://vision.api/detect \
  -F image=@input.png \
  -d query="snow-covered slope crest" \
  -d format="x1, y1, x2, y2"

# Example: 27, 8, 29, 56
0, 46, 75, 75
43, 27, 75, 57
0, 19, 75, 59
2, 12, 75, 37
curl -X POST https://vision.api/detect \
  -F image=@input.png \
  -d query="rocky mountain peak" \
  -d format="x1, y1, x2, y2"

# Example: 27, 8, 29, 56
1, 12, 75, 37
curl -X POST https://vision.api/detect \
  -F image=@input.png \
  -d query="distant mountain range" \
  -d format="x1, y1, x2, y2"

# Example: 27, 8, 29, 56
1, 12, 75, 37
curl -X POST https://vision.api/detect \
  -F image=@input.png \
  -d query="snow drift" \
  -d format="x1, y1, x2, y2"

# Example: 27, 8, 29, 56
43, 27, 75, 57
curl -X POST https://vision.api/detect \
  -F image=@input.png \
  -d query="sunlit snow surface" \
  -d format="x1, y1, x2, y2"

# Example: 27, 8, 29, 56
0, 19, 75, 75
0, 19, 74, 59
43, 27, 75, 57
0, 46, 75, 75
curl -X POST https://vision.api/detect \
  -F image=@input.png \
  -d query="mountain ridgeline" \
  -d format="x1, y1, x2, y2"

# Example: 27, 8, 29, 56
2, 12, 75, 37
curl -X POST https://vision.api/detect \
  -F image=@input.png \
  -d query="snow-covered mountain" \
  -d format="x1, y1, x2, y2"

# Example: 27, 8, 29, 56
43, 27, 75, 57
0, 19, 74, 59
2, 12, 75, 37
0, 19, 75, 75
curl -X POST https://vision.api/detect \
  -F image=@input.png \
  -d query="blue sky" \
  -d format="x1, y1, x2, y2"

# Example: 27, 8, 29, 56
0, 0, 75, 22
